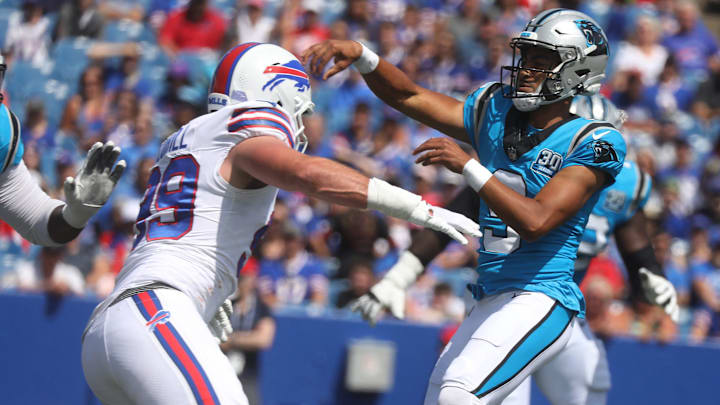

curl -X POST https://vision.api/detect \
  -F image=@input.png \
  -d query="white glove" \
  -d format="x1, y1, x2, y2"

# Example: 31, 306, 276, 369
639, 268, 679, 323
209, 299, 234, 344
350, 251, 424, 326
367, 178, 481, 245
61, 142, 126, 228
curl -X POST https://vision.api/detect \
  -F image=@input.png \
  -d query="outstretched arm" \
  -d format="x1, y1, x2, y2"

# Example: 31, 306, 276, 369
301, 40, 468, 142
0, 143, 125, 245
226, 136, 480, 244
614, 212, 679, 322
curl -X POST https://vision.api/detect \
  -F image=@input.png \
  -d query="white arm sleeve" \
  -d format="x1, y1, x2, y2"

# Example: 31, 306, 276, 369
0, 161, 65, 246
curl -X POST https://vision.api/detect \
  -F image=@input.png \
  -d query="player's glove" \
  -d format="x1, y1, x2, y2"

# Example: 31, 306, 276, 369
350, 251, 424, 326
209, 299, 234, 344
61, 142, 126, 229
367, 178, 481, 244
639, 268, 679, 323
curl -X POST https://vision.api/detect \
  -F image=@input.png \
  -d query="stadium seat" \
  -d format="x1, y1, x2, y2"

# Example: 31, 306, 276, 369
50, 38, 91, 85
0, 8, 12, 46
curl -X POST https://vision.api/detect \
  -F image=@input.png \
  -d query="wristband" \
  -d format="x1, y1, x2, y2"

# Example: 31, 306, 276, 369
462, 159, 493, 192
353, 42, 380, 74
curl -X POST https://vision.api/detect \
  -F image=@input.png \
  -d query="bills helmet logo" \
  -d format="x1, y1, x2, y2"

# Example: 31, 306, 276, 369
146, 310, 171, 331
262, 60, 310, 92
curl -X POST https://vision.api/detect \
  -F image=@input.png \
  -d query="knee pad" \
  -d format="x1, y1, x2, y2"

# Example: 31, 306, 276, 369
438, 386, 479, 405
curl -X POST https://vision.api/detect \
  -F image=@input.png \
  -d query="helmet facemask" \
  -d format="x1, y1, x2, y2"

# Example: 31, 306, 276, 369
291, 96, 315, 154
502, 39, 575, 111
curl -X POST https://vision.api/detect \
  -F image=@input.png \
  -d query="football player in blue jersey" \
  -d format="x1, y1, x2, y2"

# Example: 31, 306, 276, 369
344, 94, 678, 405
304, 9, 630, 405
0, 55, 125, 246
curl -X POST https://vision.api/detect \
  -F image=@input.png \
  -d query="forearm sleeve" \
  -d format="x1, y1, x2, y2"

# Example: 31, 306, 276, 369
0, 162, 65, 246
620, 244, 664, 298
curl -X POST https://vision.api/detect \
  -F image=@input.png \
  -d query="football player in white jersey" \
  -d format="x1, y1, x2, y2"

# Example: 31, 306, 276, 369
80, 43, 481, 405
0, 55, 125, 248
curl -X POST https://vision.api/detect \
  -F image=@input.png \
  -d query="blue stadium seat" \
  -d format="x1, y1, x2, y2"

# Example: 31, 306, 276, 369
434, 268, 476, 297
103, 20, 145, 43
41, 78, 72, 129
4, 61, 50, 122
0, 0, 21, 9
0, 8, 13, 47
50, 38, 91, 85
328, 279, 349, 307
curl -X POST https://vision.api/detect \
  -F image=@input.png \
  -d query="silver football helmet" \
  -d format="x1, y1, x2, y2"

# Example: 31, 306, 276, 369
502, 8, 610, 112
571, 94, 627, 129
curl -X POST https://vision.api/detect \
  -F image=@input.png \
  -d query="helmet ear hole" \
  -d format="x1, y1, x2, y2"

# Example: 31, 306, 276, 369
575, 69, 590, 78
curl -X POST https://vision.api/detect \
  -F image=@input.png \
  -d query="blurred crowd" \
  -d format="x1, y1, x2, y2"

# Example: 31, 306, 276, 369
1, 0, 720, 347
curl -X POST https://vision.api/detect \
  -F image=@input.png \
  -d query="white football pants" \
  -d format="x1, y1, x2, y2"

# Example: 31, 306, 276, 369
81, 288, 249, 405
424, 291, 575, 405
499, 313, 610, 405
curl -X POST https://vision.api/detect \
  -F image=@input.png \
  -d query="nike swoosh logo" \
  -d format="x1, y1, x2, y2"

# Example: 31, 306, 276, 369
593, 130, 611, 140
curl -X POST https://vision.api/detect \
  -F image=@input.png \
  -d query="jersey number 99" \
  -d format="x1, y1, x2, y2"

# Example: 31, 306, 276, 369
133, 155, 199, 248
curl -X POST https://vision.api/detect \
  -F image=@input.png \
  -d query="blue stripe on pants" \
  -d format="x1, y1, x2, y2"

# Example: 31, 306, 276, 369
474, 302, 573, 397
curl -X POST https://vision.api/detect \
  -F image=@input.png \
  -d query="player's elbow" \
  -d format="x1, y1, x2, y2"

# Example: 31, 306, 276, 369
517, 218, 551, 243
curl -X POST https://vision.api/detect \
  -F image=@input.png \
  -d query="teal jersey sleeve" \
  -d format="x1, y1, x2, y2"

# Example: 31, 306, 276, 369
561, 126, 626, 185
0, 104, 24, 173
463, 82, 502, 150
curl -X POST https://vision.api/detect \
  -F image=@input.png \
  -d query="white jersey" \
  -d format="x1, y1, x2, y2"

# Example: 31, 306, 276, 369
113, 101, 296, 320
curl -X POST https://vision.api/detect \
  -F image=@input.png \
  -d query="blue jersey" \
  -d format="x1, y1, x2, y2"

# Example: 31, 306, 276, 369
0, 104, 24, 173
463, 83, 626, 317
574, 160, 652, 279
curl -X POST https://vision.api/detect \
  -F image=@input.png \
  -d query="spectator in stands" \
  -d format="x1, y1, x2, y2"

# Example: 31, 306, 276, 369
3, 0, 51, 67
60, 63, 111, 150
280, 0, 329, 56
344, 0, 373, 42
105, 51, 153, 100
335, 256, 375, 308
689, 244, 720, 342
158, 0, 227, 58
662, 0, 720, 84
377, 22, 405, 67
97, 0, 145, 23
427, 31, 470, 97
331, 209, 393, 278
644, 56, 696, 118
221, 257, 275, 405
226, 0, 276, 46
407, 281, 465, 325
0, 246, 85, 296
21, 99, 53, 151
613, 14, 668, 86
257, 223, 329, 308
54, 0, 105, 40
104, 89, 139, 148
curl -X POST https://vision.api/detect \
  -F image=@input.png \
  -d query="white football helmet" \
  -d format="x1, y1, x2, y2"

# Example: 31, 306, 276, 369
208, 43, 315, 152
502, 9, 610, 112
